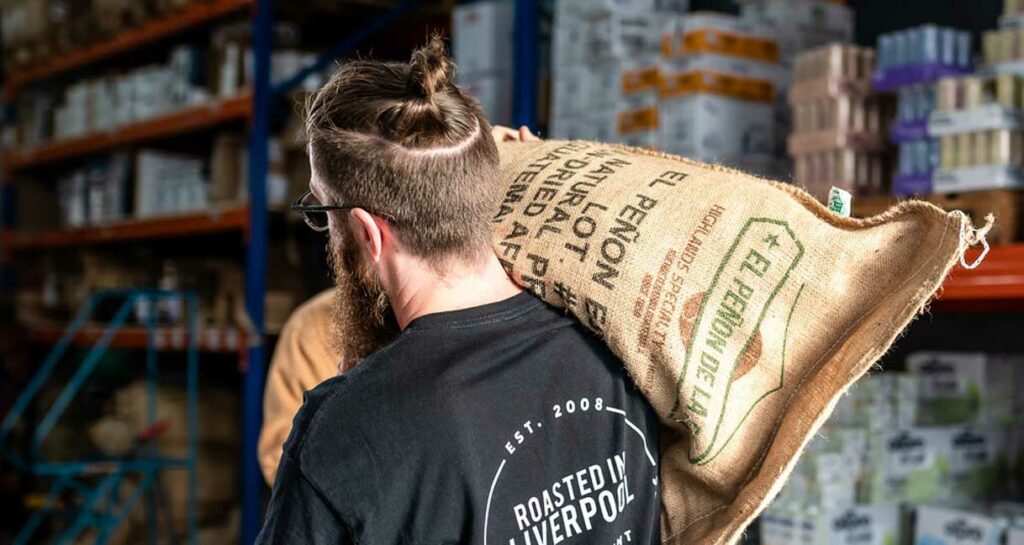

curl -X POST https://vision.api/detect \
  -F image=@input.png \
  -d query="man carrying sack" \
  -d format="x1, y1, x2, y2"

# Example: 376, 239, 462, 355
259, 37, 992, 545
256, 37, 662, 544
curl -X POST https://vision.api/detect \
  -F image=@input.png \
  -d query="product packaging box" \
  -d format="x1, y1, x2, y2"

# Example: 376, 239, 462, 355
947, 428, 1008, 501
461, 75, 513, 128
658, 92, 775, 164
671, 11, 778, 64
558, 0, 655, 17
907, 352, 1024, 428
452, 1, 514, 77
807, 504, 900, 545
914, 505, 1006, 545
740, 0, 854, 65
583, 10, 662, 61
866, 428, 953, 504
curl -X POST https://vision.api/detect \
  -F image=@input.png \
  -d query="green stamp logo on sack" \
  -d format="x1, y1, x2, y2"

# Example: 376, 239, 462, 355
669, 218, 804, 464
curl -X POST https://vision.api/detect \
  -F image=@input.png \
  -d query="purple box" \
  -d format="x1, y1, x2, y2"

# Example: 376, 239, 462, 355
872, 63, 971, 92
892, 173, 933, 196
890, 119, 930, 143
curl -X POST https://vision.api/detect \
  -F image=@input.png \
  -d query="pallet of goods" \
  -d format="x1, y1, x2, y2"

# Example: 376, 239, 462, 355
788, 44, 892, 203
873, 25, 974, 197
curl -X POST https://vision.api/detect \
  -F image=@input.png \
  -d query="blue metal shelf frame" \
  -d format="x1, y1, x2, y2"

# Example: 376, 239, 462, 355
0, 289, 200, 545
513, 0, 540, 131
243, 0, 442, 541
242, 0, 272, 542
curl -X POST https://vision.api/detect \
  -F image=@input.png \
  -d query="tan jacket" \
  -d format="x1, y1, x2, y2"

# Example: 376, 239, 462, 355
258, 289, 340, 486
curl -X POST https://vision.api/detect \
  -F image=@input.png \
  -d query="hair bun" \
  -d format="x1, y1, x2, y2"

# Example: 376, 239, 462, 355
408, 35, 454, 101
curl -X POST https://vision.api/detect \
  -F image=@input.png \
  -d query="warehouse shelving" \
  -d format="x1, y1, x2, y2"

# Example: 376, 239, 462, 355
1, 0, 541, 542
940, 244, 1024, 302
27, 325, 247, 354
6, 94, 252, 171
4, 0, 253, 97
6, 206, 249, 250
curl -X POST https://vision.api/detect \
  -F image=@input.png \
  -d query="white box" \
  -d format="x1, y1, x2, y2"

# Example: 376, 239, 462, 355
907, 352, 1024, 428
914, 505, 1006, 545
867, 428, 953, 504
806, 504, 901, 545
583, 10, 662, 61
452, 1, 514, 77
552, 12, 586, 67
135, 151, 206, 219
558, 0, 655, 17
658, 93, 775, 161
947, 428, 1007, 500
681, 11, 776, 41
740, 0, 854, 65
1009, 527, 1024, 545
668, 53, 788, 91
461, 74, 513, 127
589, 59, 660, 113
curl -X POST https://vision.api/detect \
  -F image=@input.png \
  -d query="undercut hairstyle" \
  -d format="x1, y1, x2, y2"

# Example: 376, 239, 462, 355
304, 35, 500, 265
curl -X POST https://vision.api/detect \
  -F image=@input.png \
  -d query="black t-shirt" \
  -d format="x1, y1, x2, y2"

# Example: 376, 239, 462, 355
257, 292, 661, 545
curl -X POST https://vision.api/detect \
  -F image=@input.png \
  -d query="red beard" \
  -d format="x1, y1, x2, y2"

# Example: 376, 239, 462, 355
328, 229, 400, 371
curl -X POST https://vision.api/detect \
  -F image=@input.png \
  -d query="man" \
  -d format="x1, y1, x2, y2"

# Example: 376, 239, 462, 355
257, 37, 660, 544
258, 289, 340, 485
259, 127, 540, 486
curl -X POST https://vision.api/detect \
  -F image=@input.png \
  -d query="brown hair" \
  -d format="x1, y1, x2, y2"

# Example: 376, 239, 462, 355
304, 35, 500, 265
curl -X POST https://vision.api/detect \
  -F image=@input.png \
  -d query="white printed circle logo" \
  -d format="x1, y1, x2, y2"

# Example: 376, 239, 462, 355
483, 397, 657, 545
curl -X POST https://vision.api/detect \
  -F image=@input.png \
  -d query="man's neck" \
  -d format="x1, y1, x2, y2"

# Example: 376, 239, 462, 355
386, 254, 524, 330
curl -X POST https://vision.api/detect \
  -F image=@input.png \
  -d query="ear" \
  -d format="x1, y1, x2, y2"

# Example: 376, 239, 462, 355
347, 208, 386, 263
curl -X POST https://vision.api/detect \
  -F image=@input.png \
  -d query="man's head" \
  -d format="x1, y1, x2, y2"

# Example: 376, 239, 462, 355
304, 36, 501, 359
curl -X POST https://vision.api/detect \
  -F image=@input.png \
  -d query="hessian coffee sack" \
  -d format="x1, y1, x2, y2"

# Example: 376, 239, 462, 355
491, 139, 989, 545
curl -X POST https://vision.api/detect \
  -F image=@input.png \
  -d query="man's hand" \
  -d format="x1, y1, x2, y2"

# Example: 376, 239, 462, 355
491, 125, 540, 143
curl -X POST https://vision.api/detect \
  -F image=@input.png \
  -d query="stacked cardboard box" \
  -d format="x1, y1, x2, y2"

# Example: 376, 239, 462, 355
874, 25, 974, 196
56, 153, 131, 228
658, 12, 785, 173
763, 352, 1024, 545
549, 0, 670, 148
738, 0, 854, 67
788, 44, 892, 202
134, 151, 208, 219
452, 1, 514, 127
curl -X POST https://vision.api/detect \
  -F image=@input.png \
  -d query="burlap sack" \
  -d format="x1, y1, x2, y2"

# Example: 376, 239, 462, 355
492, 139, 984, 545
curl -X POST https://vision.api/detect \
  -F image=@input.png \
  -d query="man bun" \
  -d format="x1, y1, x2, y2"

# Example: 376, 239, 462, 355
408, 35, 454, 101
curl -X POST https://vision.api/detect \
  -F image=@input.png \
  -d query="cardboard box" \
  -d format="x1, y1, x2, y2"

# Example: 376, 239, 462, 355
583, 10, 662, 61
740, 0, 854, 66
807, 504, 900, 545
552, 12, 586, 67
558, 0, 655, 17
210, 134, 245, 205
134, 150, 207, 219
914, 505, 1006, 545
461, 74, 513, 127
0, 0, 48, 49
947, 428, 1007, 501
673, 11, 779, 62
867, 428, 953, 504
452, 1, 514, 77
658, 93, 775, 161
907, 352, 1024, 428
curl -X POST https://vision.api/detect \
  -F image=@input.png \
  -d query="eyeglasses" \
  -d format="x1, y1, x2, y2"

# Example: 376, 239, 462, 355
291, 190, 397, 232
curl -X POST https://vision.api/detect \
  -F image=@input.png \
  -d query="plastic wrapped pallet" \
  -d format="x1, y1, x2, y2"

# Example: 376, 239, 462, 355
492, 138, 988, 544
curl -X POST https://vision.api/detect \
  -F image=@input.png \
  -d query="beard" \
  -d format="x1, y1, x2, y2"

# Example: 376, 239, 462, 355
328, 228, 401, 372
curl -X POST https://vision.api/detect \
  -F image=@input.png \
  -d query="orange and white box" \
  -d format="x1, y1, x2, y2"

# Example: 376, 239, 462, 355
657, 69, 776, 161
662, 12, 779, 63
